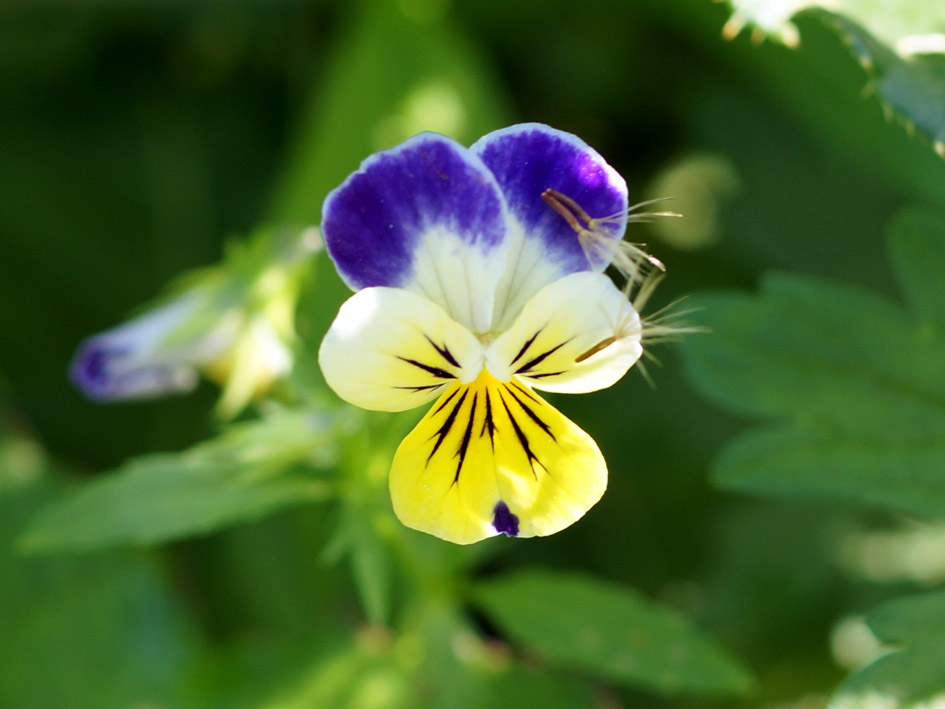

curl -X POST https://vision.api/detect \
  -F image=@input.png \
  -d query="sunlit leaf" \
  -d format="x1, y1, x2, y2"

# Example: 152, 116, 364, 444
681, 207, 945, 518
712, 425, 945, 517
473, 569, 754, 696
722, 1, 945, 154
20, 408, 341, 553
724, 0, 945, 50
822, 11, 945, 157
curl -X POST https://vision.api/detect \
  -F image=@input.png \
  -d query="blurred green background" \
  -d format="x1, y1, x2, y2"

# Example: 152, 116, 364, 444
4, 0, 945, 707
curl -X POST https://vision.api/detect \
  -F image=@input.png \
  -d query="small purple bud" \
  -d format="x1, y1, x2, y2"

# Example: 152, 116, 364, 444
69, 341, 126, 400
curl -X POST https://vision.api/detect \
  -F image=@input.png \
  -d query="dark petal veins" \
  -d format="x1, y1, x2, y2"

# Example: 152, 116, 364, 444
509, 329, 541, 367
480, 389, 496, 450
398, 356, 454, 380
452, 392, 478, 484
393, 383, 446, 392
426, 389, 468, 465
515, 338, 573, 374
509, 381, 541, 403
426, 335, 461, 368
505, 385, 556, 441
432, 387, 460, 415
498, 388, 545, 478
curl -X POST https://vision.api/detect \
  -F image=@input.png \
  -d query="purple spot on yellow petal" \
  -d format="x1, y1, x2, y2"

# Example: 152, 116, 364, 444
492, 501, 519, 537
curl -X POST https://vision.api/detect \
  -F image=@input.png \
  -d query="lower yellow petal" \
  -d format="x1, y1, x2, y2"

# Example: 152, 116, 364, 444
389, 370, 607, 544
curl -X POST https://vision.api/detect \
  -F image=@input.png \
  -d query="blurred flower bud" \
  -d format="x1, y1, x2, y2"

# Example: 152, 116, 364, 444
70, 226, 321, 418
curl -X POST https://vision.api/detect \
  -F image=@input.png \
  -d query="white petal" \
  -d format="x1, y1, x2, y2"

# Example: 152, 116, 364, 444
485, 272, 642, 394
318, 287, 485, 412
409, 224, 502, 336
488, 220, 573, 333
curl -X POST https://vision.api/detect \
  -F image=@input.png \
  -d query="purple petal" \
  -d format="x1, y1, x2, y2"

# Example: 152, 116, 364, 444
472, 123, 628, 273
322, 133, 507, 292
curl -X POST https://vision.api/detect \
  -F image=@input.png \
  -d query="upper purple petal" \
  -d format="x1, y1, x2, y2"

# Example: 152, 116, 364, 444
471, 123, 628, 273
322, 133, 507, 292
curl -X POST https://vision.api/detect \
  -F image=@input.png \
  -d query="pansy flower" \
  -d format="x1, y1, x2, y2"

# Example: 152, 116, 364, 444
319, 123, 657, 545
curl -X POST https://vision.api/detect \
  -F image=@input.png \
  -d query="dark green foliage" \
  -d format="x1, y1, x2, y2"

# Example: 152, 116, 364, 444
5, 0, 945, 706
681, 208, 945, 518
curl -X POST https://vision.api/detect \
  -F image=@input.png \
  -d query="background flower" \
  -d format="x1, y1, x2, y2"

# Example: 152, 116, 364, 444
70, 226, 320, 418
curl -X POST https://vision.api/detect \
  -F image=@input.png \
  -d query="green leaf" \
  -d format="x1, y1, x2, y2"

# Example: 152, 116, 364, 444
478, 666, 597, 709
829, 637, 945, 708
889, 208, 945, 329
323, 509, 393, 625
681, 207, 945, 518
713, 425, 945, 517
866, 587, 945, 645
0, 443, 196, 708
257, 631, 415, 709
473, 569, 754, 697
830, 588, 945, 707
20, 407, 340, 553
820, 10, 945, 156
722, 1, 945, 154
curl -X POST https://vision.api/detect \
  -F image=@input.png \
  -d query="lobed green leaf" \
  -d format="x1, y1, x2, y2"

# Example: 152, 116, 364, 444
681, 206, 945, 518
473, 569, 754, 697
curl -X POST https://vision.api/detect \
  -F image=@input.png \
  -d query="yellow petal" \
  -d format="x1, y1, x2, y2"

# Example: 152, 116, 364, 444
486, 271, 642, 394
389, 369, 607, 544
319, 287, 484, 412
